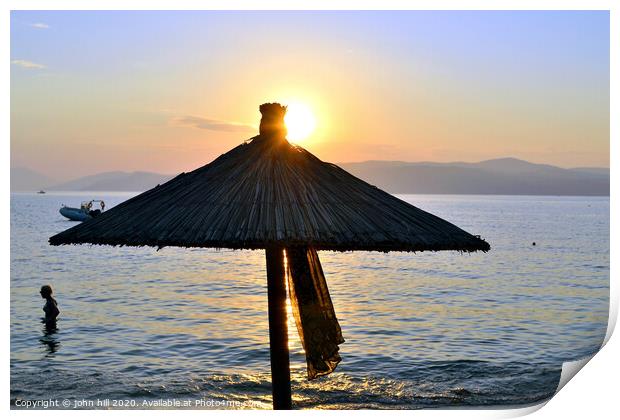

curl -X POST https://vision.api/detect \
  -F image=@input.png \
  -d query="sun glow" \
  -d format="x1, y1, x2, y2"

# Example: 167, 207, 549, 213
284, 103, 316, 143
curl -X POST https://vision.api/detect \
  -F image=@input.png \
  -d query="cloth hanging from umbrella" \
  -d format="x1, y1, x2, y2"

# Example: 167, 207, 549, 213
286, 247, 344, 379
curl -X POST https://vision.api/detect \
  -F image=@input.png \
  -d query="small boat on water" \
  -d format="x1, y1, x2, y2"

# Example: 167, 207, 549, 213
59, 200, 106, 222
37, 190, 46, 194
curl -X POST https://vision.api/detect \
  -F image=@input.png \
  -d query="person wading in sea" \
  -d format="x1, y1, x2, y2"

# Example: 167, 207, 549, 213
40, 285, 60, 325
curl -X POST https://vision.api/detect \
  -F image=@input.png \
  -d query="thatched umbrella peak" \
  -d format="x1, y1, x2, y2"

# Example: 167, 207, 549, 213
259, 102, 288, 138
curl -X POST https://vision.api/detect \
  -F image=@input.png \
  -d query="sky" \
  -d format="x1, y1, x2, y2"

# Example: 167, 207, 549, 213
11, 11, 610, 181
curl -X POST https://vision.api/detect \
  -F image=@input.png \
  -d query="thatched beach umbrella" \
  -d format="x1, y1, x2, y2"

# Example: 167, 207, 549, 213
50, 103, 489, 409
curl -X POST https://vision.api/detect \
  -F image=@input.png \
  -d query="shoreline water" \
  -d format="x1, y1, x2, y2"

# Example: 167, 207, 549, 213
10, 193, 608, 409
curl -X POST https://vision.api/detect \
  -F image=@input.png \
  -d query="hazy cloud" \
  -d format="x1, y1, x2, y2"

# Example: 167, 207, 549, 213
172, 116, 255, 133
11, 59, 46, 69
29, 23, 49, 29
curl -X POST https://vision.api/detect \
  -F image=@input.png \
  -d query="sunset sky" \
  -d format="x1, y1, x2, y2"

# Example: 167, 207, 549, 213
11, 10, 609, 181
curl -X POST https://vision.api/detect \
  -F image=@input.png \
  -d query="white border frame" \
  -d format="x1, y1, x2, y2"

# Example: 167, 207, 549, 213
3, 2, 617, 419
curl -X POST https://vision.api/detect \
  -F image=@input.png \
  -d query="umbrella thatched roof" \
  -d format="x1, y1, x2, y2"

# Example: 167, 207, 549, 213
50, 103, 490, 253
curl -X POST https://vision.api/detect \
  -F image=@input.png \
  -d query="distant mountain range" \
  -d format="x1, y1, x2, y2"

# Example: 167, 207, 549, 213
10, 168, 173, 192
339, 158, 609, 196
11, 157, 609, 196
46, 171, 173, 192
10, 167, 57, 192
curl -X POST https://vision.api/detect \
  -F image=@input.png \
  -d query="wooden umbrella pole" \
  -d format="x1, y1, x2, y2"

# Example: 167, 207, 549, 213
265, 246, 292, 410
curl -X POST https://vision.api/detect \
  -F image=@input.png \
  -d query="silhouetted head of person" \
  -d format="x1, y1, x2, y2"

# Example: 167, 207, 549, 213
40, 285, 54, 299
259, 103, 288, 139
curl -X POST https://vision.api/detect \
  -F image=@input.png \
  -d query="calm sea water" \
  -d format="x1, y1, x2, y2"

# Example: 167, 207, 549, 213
10, 192, 609, 409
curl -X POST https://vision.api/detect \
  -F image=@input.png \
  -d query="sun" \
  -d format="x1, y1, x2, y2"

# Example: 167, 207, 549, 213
284, 103, 316, 143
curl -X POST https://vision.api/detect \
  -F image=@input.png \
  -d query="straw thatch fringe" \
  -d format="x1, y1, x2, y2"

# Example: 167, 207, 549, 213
50, 126, 489, 253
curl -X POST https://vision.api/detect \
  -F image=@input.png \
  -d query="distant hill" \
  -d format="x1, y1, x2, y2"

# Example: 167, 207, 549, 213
569, 167, 610, 176
11, 158, 609, 196
11, 167, 56, 192
47, 171, 174, 192
338, 158, 609, 196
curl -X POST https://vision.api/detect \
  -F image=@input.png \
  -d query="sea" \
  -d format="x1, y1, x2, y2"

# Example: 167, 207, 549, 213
10, 192, 609, 409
